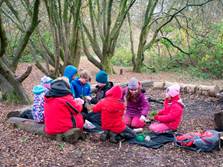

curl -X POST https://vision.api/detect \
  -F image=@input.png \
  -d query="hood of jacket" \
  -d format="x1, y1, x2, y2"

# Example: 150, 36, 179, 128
105, 85, 122, 99
45, 80, 71, 98
63, 65, 77, 82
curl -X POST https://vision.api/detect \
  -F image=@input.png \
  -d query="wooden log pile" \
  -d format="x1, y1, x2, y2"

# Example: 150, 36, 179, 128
152, 81, 220, 97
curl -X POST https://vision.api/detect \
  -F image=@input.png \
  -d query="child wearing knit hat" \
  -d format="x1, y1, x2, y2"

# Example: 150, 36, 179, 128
86, 70, 114, 127
149, 84, 184, 133
122, 77, 150, 128
31, 76, 53, 123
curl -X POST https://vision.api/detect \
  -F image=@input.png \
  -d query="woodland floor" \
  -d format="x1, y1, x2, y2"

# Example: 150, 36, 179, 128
0, 57, 223, 167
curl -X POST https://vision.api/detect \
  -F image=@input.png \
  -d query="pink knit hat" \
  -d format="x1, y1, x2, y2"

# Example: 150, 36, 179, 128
166, 84, 180, 97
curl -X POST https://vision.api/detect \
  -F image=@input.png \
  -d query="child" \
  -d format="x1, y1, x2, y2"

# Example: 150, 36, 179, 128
6, 76, 53, 121
123, 77, 150, 128
44, 77, 84, 135
87, 70, 113, 126
31, 76, 53, 123
71, 70, 91, 99
90, 70, 113, 104
63, 65, 78, 97
149, 84, 184, 133
92, 85, 135, 143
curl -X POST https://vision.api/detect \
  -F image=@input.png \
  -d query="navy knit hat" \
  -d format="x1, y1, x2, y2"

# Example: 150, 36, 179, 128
96, 70, 108, 84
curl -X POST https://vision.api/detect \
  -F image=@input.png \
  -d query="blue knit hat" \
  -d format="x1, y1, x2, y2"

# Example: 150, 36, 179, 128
96, 70, 108, 84
32, 85, 45, 95
63, 65, 77, 82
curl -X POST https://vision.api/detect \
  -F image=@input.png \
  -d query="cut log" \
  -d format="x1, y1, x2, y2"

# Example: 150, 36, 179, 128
185, 84, 197, 94
197, 85, 220, 97
141, 80, 153, 88
153, 81, 164, 89
164, 81, 176, 88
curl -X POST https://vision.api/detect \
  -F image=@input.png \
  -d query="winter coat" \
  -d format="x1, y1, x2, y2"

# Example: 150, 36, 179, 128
92, 85, 126, 134
32, 92, 45, 123
122, 87, 150, 117
154, 95, 184, 130
44, 80, 84, 135
90, 81, 113, 104
71, 78, 91, 98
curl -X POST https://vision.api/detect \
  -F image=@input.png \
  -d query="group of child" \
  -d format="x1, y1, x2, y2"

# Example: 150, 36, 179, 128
30, 65, 184, 143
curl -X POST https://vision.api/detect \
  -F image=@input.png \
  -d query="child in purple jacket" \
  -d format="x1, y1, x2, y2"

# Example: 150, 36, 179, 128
122, 77, 150, 128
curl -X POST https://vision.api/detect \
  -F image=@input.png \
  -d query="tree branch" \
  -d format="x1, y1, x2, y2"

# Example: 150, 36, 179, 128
81, 28, 103, 70
144, 0, 214, 51
161, 37, 190, 55
0, 11, 8, 58
11, 0, 40, 71
16, 65, 32, 83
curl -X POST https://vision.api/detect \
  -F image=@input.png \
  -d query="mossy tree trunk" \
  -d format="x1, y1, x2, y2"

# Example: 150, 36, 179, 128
0, 0, 40, 104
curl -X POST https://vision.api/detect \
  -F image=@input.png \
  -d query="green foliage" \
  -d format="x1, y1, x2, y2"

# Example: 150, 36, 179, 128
2, 91, 21, 104
112, 47, 132, 67
19, 54, 33, 63
145, 22, 223, 79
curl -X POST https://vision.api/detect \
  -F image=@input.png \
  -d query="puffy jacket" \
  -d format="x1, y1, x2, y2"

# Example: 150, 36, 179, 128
44, 80, 84, 135
71, 78, 91, 98
154, 95, 184, 130
122, 87, 150, 117
93, 85, 126, 133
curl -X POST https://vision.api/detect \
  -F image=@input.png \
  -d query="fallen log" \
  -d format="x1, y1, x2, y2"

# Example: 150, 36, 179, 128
152, 81, 164, 89
7, 117, 86, 143
7, 117, 45, 135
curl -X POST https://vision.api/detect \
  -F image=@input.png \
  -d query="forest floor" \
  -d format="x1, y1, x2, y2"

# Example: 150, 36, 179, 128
0, 57, 223, 167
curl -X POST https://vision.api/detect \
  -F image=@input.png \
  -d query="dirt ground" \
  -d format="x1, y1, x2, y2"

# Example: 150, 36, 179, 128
0, 57, 223, 167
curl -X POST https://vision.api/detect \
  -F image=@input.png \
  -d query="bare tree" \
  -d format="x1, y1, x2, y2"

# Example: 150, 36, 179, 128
30, 0, 82, 77
129, 0, 214, 72
0, 0, 40, 104
81, 0, 136, 74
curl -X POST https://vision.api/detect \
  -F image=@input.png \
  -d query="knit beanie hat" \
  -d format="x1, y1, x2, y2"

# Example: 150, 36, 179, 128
32, 85, 45, 95
166, 84, 180, 97
96, 70, 108, 84
40, 76, 53, 89
128, 77, 139, 89
63, 65, 77, 82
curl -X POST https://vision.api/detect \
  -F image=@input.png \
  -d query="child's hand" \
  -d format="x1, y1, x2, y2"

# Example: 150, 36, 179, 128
139, 115, 147, 122
75, 98, 84, 105
85, 96, 92, 101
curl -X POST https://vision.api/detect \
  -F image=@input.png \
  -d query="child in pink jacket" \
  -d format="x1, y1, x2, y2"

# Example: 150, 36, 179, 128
149, 84, 184, 133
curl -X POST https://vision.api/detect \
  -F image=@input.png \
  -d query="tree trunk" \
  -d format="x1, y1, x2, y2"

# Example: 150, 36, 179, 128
133, 39, 145, 72
0, 59, 30, 104
101, 55, 114, 74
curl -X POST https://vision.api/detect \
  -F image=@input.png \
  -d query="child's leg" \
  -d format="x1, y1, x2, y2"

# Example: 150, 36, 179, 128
124, 114, 132, 126
119, 127, 136, 140
131, 116, 145, 128
149, 122, 170, 133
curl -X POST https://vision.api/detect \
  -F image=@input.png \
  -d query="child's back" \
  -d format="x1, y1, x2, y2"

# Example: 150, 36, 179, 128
93, 85, 126, 134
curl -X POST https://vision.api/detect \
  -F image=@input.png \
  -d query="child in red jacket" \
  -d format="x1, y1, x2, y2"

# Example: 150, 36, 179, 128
92, 85, 135, 143
44, 77, 84, 135
149, 84, 184, 133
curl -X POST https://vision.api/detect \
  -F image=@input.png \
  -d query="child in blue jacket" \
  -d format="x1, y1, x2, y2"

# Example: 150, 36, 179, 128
71, 70, 91, 99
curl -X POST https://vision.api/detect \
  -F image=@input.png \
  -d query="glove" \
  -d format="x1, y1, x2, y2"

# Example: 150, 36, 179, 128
75, 98, 84, 105
139, 115, 146, 122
